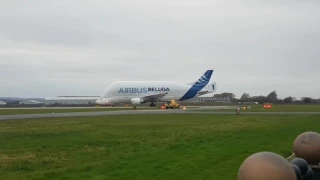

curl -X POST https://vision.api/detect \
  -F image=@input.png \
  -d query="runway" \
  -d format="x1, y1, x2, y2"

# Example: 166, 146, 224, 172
0, 106, 148, 110
1, 109, 320, 121
0, 105, 231, 110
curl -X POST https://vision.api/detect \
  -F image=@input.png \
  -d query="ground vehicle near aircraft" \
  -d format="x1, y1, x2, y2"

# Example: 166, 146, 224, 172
165, 100, 180, 109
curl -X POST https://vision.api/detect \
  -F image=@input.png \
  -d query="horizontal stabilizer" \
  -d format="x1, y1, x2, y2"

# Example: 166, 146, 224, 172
197, 90, 209, 96
195, 82, 217, 97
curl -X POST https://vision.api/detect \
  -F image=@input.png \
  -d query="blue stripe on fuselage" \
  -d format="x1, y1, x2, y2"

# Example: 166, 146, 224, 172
179, 70, 213, 101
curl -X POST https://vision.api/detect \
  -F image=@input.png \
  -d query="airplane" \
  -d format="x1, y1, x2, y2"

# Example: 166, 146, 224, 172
95, 70, 216, 107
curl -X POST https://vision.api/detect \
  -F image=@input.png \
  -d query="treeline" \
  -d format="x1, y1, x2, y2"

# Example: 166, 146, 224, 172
213, 91, 320, 104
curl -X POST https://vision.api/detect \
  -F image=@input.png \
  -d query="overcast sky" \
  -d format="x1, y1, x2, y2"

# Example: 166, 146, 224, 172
1, 0, 319, 99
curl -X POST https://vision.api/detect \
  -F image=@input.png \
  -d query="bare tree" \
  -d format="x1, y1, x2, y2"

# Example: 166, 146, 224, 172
283, 96, 294, 103
240, 93, 250, 101
301, 97, 312, 103
267, 91, 278, 103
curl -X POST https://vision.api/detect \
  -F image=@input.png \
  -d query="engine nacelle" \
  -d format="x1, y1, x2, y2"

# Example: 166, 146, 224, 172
131, 98, 145, 105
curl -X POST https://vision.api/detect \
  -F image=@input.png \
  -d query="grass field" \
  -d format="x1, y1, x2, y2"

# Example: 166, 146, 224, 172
1, 114, 320, 179
0, 107, 151, 115
195, 104, 320, 112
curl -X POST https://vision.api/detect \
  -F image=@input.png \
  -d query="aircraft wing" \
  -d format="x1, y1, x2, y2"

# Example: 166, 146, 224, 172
141, 93, 168, 102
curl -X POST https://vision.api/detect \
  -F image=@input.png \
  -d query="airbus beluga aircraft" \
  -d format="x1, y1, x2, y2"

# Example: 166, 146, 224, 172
95, 70, 216, 107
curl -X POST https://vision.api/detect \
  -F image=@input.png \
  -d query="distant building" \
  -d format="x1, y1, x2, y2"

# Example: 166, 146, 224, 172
187, 97, 231, 103
44, 96, 99, 106
0, 97, 45, 105
0, 101, 7, 105
19, 100, 42, 105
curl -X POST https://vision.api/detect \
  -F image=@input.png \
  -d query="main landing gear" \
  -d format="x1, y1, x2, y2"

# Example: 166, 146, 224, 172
149, 102, 157, 107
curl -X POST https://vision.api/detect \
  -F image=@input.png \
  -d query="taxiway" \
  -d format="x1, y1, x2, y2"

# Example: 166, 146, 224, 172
1, 109, 320, 121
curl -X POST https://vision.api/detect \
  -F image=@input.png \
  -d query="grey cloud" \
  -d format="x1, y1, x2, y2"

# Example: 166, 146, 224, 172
0, 0, 320, 99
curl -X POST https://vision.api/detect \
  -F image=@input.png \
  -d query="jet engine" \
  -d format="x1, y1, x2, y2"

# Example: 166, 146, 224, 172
131, 98, 145, 104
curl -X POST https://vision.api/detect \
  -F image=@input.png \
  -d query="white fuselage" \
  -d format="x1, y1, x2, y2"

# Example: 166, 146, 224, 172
96, 69, 215, 106
96, 81, 199, 105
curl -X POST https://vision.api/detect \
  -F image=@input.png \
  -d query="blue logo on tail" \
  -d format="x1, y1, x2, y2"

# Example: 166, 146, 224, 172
193, 70, 213, 87
179, 70, 213, 101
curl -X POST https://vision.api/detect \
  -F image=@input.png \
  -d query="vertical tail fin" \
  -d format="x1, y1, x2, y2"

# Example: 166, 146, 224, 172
180, 70, 214, 100
193, 70, 213, 88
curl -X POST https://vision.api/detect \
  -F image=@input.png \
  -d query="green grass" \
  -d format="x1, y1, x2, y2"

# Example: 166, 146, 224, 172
0, 114, 320, 179
0, 107, 152, 115
195, 104, 320, 112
